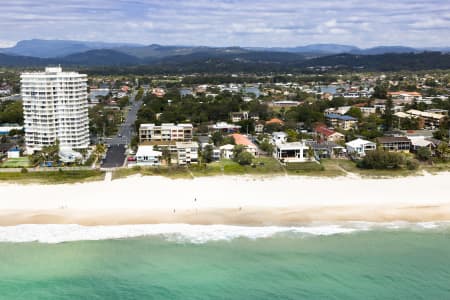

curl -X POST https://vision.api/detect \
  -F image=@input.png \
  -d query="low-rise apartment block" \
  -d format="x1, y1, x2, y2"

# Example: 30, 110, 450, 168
176, 142, 199, 165
139, 123, 193, 143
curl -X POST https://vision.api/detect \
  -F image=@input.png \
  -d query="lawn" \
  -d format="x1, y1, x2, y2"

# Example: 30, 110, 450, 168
0, 157, 31, 168
0, 170, 105, 184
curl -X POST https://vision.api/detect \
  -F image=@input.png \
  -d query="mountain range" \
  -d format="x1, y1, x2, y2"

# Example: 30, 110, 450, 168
0, 39, 449, 72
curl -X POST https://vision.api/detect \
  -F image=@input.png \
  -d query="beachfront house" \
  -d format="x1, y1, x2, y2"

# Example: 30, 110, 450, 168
408, 136, 440, 153
176, 142, 199, 165
136, 145, 162, 166
376, 136, 411, 152
231, 133, 258, 156
305, 141, 346, 159
274, 141, 310, 163
220, 144, 235, 159
346, 138, 376, 157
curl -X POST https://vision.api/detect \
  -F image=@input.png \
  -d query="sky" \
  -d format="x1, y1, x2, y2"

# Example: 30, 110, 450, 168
0, 0, 449, 48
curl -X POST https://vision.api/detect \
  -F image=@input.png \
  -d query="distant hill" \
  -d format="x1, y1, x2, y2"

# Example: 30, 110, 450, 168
0, 39, 141, 58
62, 49, 142, 66
0, 47, 449, 73
300, 52, 450, 71
2, 39, 449, 61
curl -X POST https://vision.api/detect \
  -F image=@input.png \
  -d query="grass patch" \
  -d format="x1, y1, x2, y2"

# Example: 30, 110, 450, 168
0, 157, 31, 168
113, 158, 285, 179
420, 162, 450, 174
0, 170, 105, 184
112, 166, 192, 180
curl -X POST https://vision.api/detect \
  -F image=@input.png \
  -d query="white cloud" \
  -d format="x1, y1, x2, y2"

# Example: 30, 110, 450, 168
0, 0, 449, 47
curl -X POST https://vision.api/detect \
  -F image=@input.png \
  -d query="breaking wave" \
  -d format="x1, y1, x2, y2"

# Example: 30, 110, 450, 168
0, 222, 449, 244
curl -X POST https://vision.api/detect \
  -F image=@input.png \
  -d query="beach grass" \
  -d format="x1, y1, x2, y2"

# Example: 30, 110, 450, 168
420, 162, 450, 174
335, 159, 420, 178
0, 170, 105, 184
113, 158, 286, 180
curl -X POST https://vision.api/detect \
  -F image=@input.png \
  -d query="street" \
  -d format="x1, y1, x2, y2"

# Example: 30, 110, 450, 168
101, 91, 143, 168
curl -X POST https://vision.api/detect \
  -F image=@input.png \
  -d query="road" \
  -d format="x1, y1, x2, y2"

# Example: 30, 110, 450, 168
101, 92, 143, 168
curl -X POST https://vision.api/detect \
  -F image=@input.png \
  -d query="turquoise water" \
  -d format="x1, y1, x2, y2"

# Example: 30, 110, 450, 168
1, 229, 450, 299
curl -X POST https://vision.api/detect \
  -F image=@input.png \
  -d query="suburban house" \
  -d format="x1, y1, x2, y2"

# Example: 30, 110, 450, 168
255, 122, 265, 134
346, 138, 376, 157
269, 100, 301, 108
219, 144, 234, 159
135, 145, 162, 166
265, 118, 284, 126
325, 114, 358, 130
274, 141, 310, 163
314, 125, 345, 143
376, 136, 411, 152
324, 106, 351, 115
408, 136, 440, 152
7, 146, 21, 159
305, 141, 346, 159
231, 133, 258, 156
230, 111, 249, 123
176, 142, 199, 165
271, 132, 288, 145
139, 123, 193, 143
0, 123, 23, 135
388, 91, 422, 104
151, 88, 166, 98
208, 122, 241, 134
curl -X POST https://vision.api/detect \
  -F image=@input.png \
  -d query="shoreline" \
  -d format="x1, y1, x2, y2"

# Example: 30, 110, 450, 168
1, 172, 450, 226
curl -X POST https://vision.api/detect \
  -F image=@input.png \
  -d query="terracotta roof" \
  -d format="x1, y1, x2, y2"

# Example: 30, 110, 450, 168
265, 118, 284, 125
231, 134, 256, 147
314, 125, 337, 137
388, 91, 421, 96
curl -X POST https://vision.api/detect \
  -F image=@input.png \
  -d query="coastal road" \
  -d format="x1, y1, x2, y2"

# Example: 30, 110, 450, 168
101, 92, 143, 168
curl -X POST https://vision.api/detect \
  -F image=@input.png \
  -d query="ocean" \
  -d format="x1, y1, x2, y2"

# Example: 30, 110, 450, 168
0, 223, 449, 299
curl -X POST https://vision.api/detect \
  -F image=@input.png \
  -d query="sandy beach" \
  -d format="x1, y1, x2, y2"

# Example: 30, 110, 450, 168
1, 173, 450, 226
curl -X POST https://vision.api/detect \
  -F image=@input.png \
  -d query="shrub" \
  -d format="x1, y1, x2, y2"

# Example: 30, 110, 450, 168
235, 152, 254, 166
406, 159, 419, 170
20, 167, 28, 174
416, 147, 431, 161
358, 150, 405, 169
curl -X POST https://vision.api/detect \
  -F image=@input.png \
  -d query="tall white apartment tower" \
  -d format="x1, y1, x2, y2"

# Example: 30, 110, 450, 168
21, 67, 89, 152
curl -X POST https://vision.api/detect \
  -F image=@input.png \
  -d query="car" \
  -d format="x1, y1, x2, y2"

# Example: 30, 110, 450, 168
127, 156, 136, 162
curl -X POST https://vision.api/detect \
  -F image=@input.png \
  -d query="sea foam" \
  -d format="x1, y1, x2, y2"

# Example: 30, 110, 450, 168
0, 222, 449, 244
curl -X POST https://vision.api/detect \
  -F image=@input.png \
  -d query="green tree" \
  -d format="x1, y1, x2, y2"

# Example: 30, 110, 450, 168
416, 147, 431, 161
259, 140, 274, 155
286, 129, 299, 142
202, 145, 214, 163
235, 151, 254, 166
383, 98, 394, 131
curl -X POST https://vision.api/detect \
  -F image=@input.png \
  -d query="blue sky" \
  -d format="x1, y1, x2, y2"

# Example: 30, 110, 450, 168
1, 0, 449, 48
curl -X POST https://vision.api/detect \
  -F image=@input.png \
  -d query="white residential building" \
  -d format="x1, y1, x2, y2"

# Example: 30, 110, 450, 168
346, 138, 376, 157
139, 123, 193, 142
176, 142, 199, 165
271, 132, 288, 145
21, 67, 89, 152
220, 144, 235, 159
136, 145, 162, 166
274, 142, 310, 163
